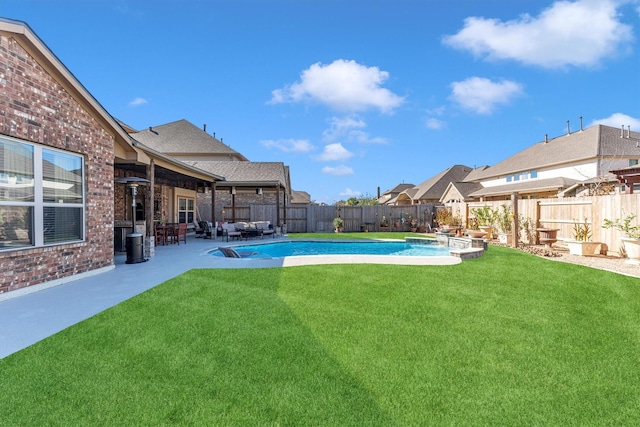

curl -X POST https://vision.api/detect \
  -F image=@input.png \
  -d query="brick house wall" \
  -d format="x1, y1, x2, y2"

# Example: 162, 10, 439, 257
0, 34, 115, 294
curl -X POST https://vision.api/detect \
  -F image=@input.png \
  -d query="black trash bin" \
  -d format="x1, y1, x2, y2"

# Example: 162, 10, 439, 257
126, 232, 146, 264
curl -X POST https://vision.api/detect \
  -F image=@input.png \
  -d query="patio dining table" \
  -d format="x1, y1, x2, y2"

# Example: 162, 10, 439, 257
156, 223, 179, 245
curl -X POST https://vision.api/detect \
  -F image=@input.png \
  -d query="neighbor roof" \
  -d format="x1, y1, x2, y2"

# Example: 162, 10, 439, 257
411, 165, 474, 201
469, 125, 640, 181
469, 177, 580, 197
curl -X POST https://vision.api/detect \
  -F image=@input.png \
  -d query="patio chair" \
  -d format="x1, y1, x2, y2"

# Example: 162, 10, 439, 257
176, 222, 188, 245
218, 246, 257, 258
193, 220, 204, 238
164, 222, 178, 244
154, 223, 167, 246
199, 221, 213, 239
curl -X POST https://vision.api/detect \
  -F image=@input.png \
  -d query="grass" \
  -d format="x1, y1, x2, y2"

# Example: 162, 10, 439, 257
2, 240, 640, 425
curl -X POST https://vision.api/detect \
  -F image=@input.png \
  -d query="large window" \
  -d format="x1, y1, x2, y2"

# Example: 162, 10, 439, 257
0, 136, 84, 250
178, 197, 194, 224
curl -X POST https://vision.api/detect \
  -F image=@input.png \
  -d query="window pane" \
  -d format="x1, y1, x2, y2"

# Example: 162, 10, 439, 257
188, 199, 194, 210
0, 206, 33, 249
0, 139, 34, 202
42, 149, 83, 203
179, 198, 186, 210
187, 212, 194, 223
43, 206, 82, 243
178, 212, 186, 223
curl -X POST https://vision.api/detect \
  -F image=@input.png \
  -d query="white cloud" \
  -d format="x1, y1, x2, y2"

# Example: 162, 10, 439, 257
128, 97, 148, 107
340, 188, 362, 197
426, 118, 447, 130
589, 113, 640, 130
450, 77, 524, 114
260, 138, 315, 153
317, 143, 354, 162
269, 59, 405, 113
442, 0, 634, 69
323, 116, 388, 144
322, 165, 354, 176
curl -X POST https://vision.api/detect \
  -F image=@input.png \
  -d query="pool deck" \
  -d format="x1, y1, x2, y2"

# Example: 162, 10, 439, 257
0, 234, 463, 359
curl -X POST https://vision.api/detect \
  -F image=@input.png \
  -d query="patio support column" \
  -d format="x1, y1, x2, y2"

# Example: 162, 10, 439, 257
283, 187, 287, 227
511, 192, 519, 248
276, 185, 281, 229
146, 159, 155, 238
211, 181, 216, 223
231, 190, 236, 222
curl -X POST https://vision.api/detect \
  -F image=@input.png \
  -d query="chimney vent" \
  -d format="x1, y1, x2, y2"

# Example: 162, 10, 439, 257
566, 120, 571, 135
545, 134, 548, 143
579, 116, 583, 131
203, 124, 207, 132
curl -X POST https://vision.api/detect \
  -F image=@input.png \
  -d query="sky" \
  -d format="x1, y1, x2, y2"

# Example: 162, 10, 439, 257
2, 0, 639, 204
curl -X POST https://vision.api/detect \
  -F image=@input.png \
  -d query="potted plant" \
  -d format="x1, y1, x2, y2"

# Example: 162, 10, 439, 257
496, 204, 513, 244
567, 218, 599, 256
380, 215, 389, 229
471, 205, 497, 239
408, 216, 417, 232
603, 213, 640, 263
436, 209, 456, 233
333, 217, 344, 233
465, 217, 487, 239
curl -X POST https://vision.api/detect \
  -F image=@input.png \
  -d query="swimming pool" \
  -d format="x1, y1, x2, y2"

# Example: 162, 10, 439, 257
209, 240, 450, 258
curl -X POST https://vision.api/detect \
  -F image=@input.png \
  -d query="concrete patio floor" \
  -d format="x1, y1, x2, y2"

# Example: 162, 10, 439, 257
0, 233, 460, 359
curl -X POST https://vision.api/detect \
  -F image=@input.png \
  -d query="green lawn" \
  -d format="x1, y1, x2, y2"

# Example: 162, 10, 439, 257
2, 244, 640, 425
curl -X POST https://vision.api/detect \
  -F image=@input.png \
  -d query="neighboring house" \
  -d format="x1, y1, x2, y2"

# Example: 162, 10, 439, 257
393, 165, 474, 205
0, 18, 222, 295
377, 183, 415, 205
464, 124, 640, 201
290, 190, 311, 205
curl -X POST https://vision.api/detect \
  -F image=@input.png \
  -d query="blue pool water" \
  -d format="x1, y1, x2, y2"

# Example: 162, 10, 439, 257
210, 240, 449, 258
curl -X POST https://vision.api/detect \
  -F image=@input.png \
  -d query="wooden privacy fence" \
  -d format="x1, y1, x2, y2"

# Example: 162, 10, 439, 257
458, 193, 640, 254
220, 204, 437, 233
219, 193, 639, 254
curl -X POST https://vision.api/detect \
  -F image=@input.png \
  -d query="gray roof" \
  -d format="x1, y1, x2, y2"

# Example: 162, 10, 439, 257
186, 161, 289, 187
384, 183, 415, 194
411, 165, 473, 201
130, 119, 247, 160
447, 181, 484, 199
468, 125, 640, 181
469, 177, 580, 197
290, 190, 311, 204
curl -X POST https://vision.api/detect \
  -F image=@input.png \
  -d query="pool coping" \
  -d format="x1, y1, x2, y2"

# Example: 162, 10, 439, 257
209, 237, 484, 266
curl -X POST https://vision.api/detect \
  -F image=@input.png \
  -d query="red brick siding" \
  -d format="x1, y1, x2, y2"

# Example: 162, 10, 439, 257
0, 34, 115, 295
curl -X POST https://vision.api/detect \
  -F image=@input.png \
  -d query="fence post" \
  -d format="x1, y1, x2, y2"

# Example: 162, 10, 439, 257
511, 192, 519, 248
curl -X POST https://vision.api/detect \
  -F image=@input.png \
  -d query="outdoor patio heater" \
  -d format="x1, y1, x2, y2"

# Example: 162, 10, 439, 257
115, 177, 150, 264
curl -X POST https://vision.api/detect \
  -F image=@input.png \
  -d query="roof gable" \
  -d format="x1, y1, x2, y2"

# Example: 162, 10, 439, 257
412, 165, 473, 200
130, 119, 247, 160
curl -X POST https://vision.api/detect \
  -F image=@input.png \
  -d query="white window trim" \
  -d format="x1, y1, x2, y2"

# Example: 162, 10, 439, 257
0, 135, 85, 249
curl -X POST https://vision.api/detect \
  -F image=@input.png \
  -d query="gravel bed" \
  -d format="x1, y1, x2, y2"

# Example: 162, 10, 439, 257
493, 243, 640, 278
